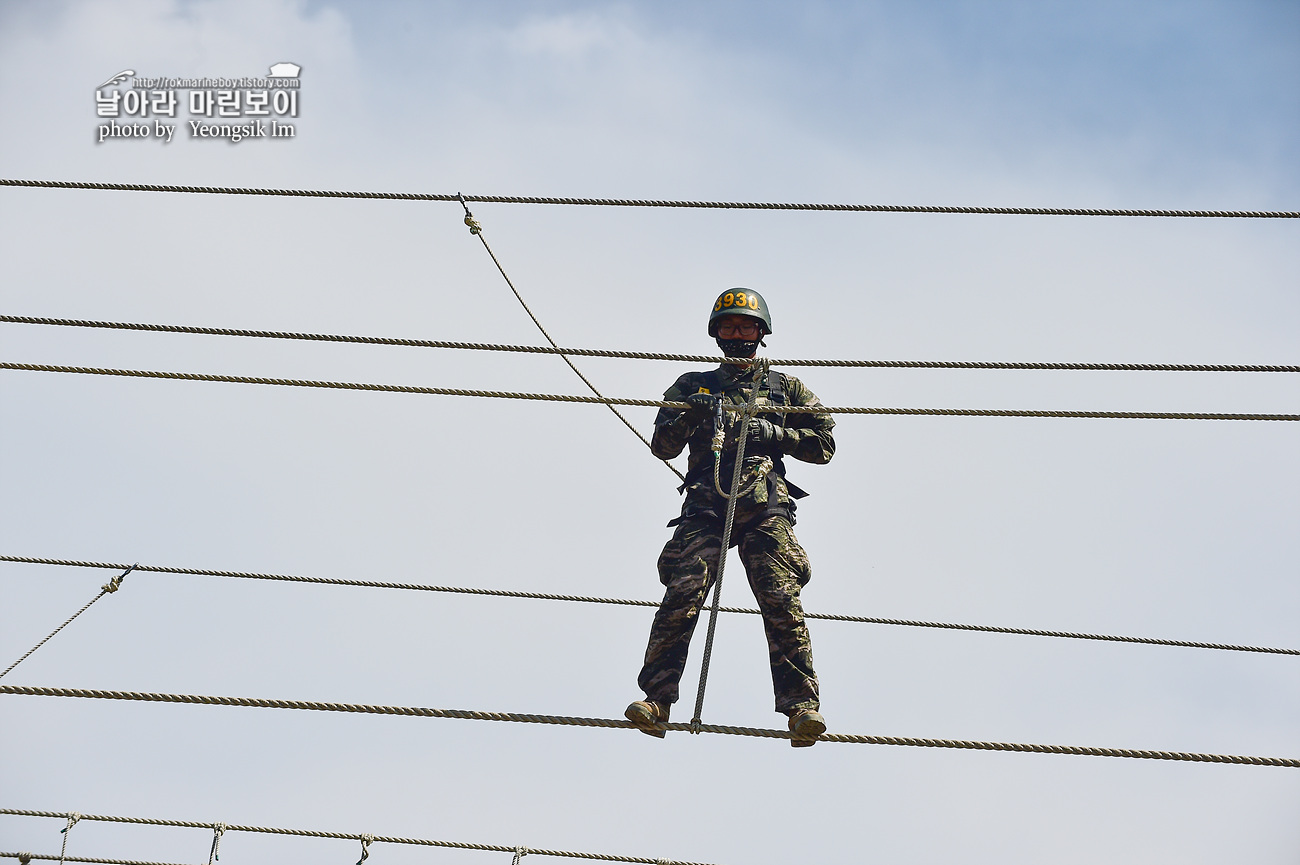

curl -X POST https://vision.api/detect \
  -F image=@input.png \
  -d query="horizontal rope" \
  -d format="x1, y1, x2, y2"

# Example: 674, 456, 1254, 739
4, 315, 1295, 374
4, 556, 1293, 657
0, 812, 711, 865
2, 179, 1297, 218
3, 362, 1295, 421
1, 853, 192, 865
3, 686, 1295, 767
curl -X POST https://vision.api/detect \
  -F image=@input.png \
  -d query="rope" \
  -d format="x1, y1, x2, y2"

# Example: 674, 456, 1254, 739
2, 179, 1296, 218
205, 825, 224, 865
3, 363, 1295, 421
512, 847, 528, 865
0, 566, 135, 680
3, 556, 1295, 656
3, 686, 1294, 767
692, 361, 768, 728
6, 315, 1295, 374
58, 815, 80, 865
57, 816, 83, 863
3, 854, 194, 865
452, 197, 684, 482
0, 811, 716, 865
356, 835, 372, 865
712, 456, 769, 500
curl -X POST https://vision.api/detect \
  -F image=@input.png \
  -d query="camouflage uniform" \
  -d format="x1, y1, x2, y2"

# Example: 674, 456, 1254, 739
637, 363, 835, 714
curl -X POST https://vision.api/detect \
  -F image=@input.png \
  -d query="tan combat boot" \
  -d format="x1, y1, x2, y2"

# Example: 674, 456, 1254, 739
788, 709, 826, 748
624, 700, 670, 738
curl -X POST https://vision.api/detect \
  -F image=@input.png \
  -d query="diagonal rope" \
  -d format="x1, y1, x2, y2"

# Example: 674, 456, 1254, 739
2, 178, 1297, 218
2, 556, 1296, 656
692, 360, 767, 729
0, 810, 719, 865
3, 362, 1296, 421
0, 566, 134, 680
2, 686, 1296, 767
5, 315, 1297, 374
455, 196, 685, 482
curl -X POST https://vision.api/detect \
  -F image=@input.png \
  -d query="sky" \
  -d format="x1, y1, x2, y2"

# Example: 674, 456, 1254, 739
0, 1, 1298, 863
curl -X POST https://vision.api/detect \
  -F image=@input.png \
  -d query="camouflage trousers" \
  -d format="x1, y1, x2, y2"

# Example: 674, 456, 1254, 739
637, 514, 819, 715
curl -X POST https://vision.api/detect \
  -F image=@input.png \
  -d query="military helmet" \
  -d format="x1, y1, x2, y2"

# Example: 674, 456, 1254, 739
707, 287, 772, 336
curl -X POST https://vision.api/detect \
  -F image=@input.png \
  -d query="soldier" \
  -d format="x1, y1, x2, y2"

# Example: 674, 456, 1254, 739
626, 288, 836, 747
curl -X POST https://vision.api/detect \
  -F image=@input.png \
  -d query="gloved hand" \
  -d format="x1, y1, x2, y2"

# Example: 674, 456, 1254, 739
747, 418, 786, 449
682, 392, 716, 421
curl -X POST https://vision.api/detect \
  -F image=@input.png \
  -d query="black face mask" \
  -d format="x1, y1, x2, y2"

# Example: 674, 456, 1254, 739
717, 337, 761, 358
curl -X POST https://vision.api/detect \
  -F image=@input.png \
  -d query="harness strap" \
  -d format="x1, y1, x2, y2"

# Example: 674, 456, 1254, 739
766, 368, 787, 409
676, 367, 809, 502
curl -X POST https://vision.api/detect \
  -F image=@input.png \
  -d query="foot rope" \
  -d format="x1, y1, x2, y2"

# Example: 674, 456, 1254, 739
4, 685, 1295, 767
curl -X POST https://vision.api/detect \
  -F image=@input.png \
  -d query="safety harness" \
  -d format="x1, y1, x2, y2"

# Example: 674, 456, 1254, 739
669, 367, 809, 535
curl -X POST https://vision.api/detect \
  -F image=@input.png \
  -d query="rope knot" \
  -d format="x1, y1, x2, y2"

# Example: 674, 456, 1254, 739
511, 846, 529, 864
18, 853, 32, 864
356, 834, 374, 865
102, 562, 136, 593
208, 821, 227, 864
456, 192, 483, 235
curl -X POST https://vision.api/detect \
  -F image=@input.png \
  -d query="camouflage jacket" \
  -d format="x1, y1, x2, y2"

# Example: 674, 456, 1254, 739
651, 364, 835, 524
